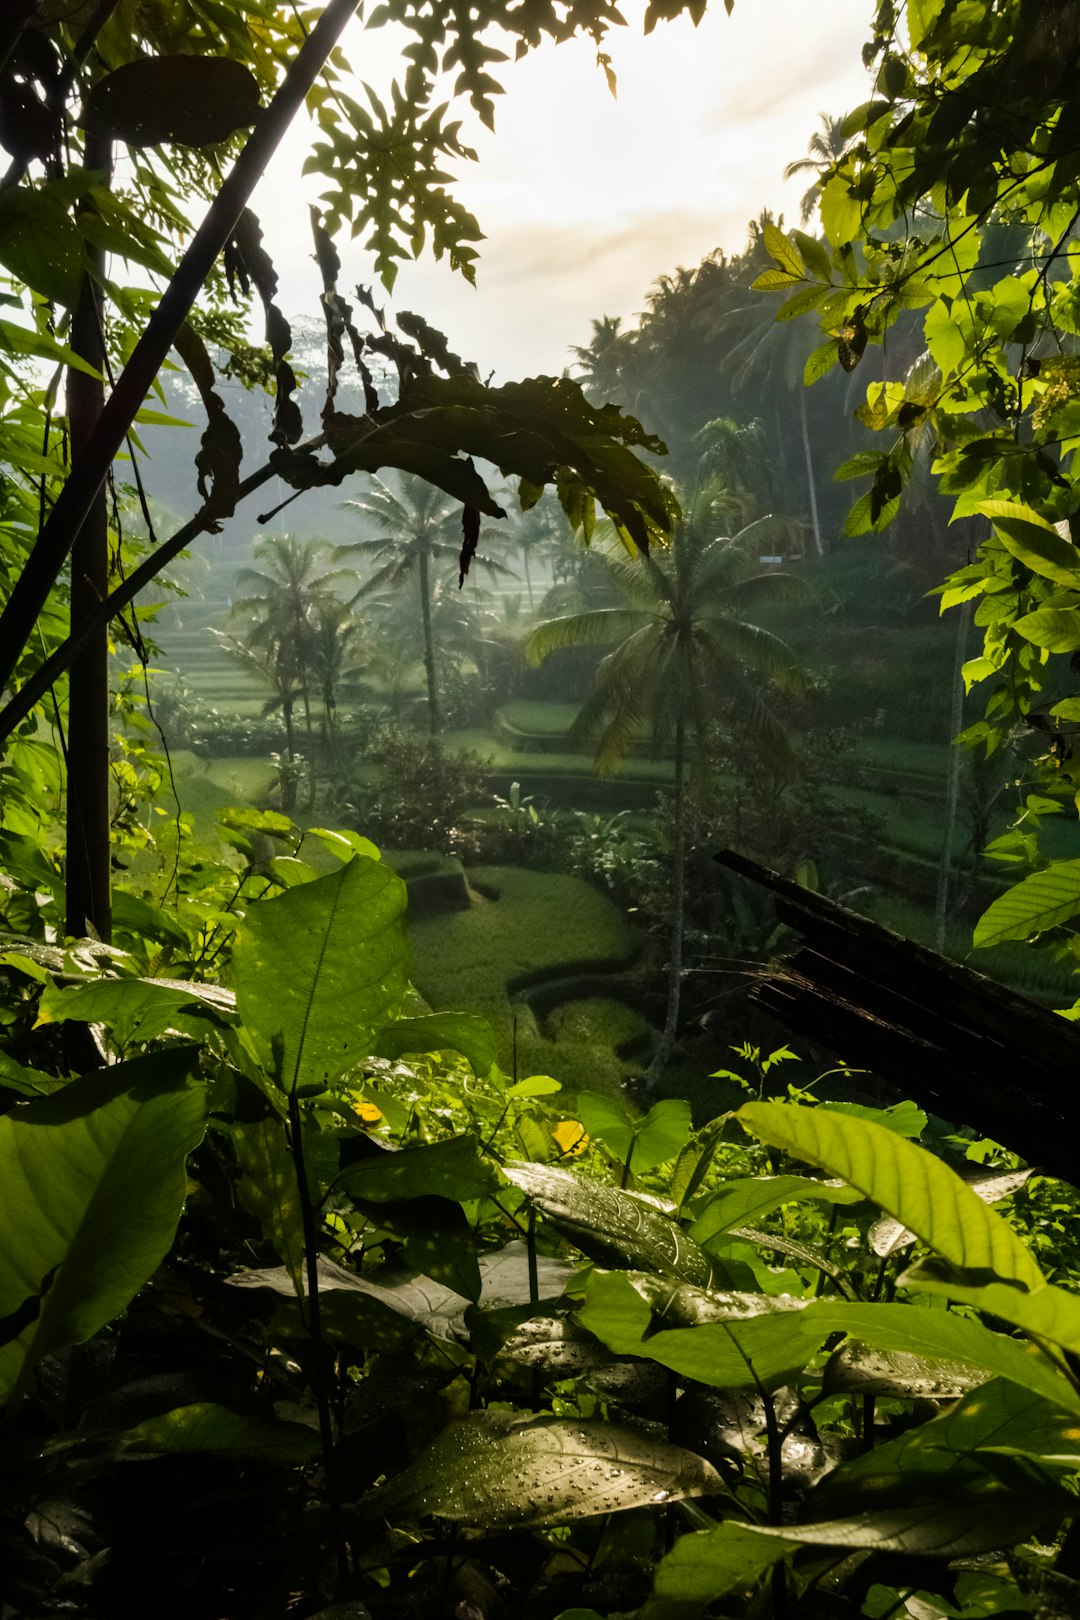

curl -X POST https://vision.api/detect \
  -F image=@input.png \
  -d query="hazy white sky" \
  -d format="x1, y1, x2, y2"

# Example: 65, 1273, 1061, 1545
254, 0, 877, 381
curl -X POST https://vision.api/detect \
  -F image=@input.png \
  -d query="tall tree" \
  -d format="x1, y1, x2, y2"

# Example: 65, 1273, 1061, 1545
783, 112, 851, 224
526, 480, 804, 1086
338, 472, 511, 735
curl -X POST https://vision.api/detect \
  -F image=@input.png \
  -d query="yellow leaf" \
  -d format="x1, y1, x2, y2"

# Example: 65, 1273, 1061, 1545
353, 1099, 383, 1122
552, 1119, 588, 1157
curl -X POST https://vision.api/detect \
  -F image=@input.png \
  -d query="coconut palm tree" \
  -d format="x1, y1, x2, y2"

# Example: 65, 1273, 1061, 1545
784, 112, 851, 224
526, 480, 805, 1087
337, 471, 513, 734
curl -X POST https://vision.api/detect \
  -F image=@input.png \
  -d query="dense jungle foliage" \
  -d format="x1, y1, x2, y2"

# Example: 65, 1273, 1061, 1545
6, 1, 1080, 1617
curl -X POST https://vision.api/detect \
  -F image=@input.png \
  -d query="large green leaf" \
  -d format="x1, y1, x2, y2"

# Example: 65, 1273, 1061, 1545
899, 1257, 1080, 1355
577, 1094, 692, 1175
503, 1162, 718, 1288
120, 1402, 318, 1464
0, 184, 84, 307
738, 1102, 1043, 1289
337, 1134, 498, 1204
374, 1012, 496, 1075
0, 1049, 207, 1402
1013, 607, 1080, 653
691, 1175, 862, 1245
973, 859, 1080, 947
232, 1099, 305, 1300
813, 1376, 1080, 1514
230, 856, 409, 1093
367, 1409, 722, 1527
821, 1340, 984, 1401
578, 1273, 1078, 1411
644, 1522, 795, 1619
36, 976, 236, 1049
981, 501, 1080, 589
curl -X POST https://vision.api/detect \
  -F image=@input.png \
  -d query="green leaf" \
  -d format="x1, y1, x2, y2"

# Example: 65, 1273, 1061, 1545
980, 501, 1080, 588
645, 1522, 794, 1618
804, 339, 839, 385
381, 1196, 482, 1302
506, 1074, 562, 1097
821, 1340, 986, 1400
367, 1409, 722, 1528
763, 221, 805, 279
306, 827, 381, 863
899, 1258, 1080, 1356
817, 1099, 927, 1137
337, 1134, 498, 1204
35, 976, 235, 1049
79, 56, 262, 148
503, 1162, 718, 1288
232, 1097, 306, 1300
231, 857, 409, 1093
737, 1102, 1044, 1290
815, 1376, 1080, 1514
1013, 607, 1080, 652
691, 1176, 862, 1245
0, 317, 102, 379
752, 267, 803, 291
791, 229, 832, 282
820, 174, 862, 245
0, 185, 84, 307
0, 1050, 207, 1402
121, 1402, 318, 1464
973, 859, 1080, 947
111, 890, 189, 949
374, 1012, 496, 1075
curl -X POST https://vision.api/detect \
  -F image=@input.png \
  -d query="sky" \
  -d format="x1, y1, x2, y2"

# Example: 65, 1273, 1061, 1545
253, 0, 878, 383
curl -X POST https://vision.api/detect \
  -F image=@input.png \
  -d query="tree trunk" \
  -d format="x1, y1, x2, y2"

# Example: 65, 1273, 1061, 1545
65, 131, 112, 943
798, 388, 824, 558
282, 696, 297, 811
418, 544, 439, 734
645, 719, 686, 1092
522, 545, 534, 610
934, 598, 971, 953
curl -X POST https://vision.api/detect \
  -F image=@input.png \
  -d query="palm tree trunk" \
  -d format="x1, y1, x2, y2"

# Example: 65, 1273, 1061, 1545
418, 544, 439, 734
282, 696, 297, 812
65, 131, 112, 943
799, 389, 824, 558
645, 720, 686, 1092
934, 599, 971, 953
522, 546, 534, 610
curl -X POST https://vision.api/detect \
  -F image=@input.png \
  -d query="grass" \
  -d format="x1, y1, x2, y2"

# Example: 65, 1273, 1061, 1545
407, 865, 645, 1090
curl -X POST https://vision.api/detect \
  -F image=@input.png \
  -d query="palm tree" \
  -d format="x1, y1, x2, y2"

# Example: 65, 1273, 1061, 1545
210, 619, 305, 810
784, 112, 851, 224
526, 481, 805, 1087
337, 471, 513, 734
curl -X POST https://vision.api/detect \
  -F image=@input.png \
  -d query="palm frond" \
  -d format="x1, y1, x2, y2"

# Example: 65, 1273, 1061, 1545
525, 609, 654, 667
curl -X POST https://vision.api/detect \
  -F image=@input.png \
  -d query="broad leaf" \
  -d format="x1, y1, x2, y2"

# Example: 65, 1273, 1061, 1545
645, 1522, 794, 1618
738, 1102, 1043, 1290
368, 1409, 722, 1527
822, 1340, 985, 1400
374, 1012, 496, 1075
691, 1175, 861, 1245
121, 1402, 318, 1464
899, 1258, 1080, 1356
231, 857, 409, 1093
229, 1241, 576, 1341
0, 1050, 207, 1401
504, 1162, 718, 1288
869, 1168, 1031, 1257
337, 1134, 498, 1203
1013, 608, 1080, 653
232, 1101, 306, 1300
982, 501, 1080, 588
973, 859, 1080, 947
79, 56, 261, 147
36, 976, 235, 1049
577, 1094, 691, 1174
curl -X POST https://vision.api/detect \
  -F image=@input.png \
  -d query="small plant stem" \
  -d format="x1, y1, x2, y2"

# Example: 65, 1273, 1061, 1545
760, 1388, 783, 1527
287, 1087, 350, 1597
861, 1392, 875, 1453
620, 1136, 636, 1190
527, 1206, 540, 1407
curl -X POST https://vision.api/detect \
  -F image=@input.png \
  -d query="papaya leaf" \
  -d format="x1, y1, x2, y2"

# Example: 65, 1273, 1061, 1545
230, 856, 409, 1093
0, 1049, 207, 1402
973, 859, 1080, 947
503, 1162, 718, 1288
120, 1402, 318, 1464
366, 1409, 723, 1527
737, 1102, 1044, 1290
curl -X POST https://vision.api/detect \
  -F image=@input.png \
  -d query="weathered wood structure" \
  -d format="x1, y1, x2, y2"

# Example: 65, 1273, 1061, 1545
716, 849, 1080, 1186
